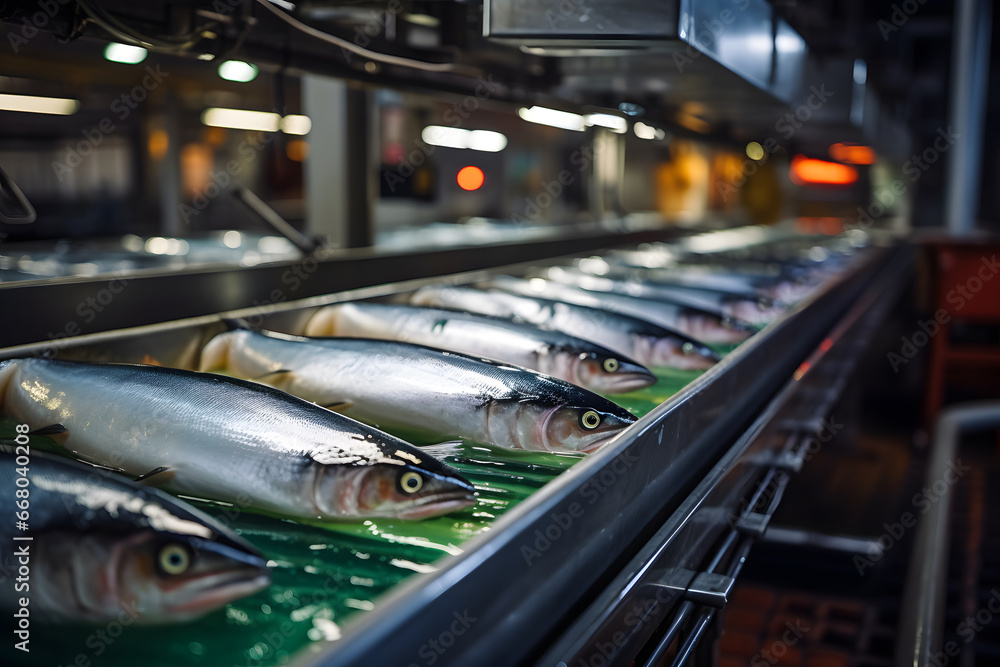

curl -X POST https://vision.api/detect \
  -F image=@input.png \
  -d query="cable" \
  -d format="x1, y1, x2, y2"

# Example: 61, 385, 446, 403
76, 0, 210, 52
255, 0, 464, 74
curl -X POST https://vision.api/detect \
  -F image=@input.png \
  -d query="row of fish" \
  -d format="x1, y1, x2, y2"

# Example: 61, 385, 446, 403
0, 237, 851, 624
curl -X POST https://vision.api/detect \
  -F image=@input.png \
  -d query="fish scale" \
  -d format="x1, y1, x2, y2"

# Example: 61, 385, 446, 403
0, 358, 475, 521
200, 331, 637, 452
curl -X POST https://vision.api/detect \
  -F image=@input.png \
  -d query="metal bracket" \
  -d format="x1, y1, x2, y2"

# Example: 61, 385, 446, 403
735, 511, 772, 538
684, 572, 735, 609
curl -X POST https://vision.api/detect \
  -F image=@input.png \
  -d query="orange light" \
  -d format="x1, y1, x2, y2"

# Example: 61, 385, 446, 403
793, 361, 811, 381
457, 165, 485, 191
789, 155, 858, 186
147, 129, 168, 161
829, 143, 876, 165
286, 139, 309, 162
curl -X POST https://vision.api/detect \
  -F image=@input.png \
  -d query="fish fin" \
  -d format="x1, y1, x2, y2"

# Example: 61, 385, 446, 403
254, 369, 295, 386
319, 400, 354, 412
222, 317, 255, 331
27, 424, 71, 446
134, 466, 176, 487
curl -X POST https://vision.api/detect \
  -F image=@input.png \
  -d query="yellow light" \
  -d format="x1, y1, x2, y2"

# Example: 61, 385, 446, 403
517, 106, 585, 132
281, 115, 312, 135
745, 142, 764, 160
0, 93, 80, 116
201, 108, 280, 132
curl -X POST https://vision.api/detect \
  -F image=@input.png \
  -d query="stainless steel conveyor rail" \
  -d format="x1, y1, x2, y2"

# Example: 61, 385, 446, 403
896, 401, 1000, 667
533, 239, 911, 667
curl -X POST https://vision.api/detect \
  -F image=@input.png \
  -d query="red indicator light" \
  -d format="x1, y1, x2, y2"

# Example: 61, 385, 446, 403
457, 166, 485, 191
820, 338, 834, 352
790, 155, 858, 186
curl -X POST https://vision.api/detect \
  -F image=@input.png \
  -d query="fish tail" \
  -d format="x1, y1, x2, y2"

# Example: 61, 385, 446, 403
199, 333, 235, 372
0, 359, 17, 413
303, 306, 340, 337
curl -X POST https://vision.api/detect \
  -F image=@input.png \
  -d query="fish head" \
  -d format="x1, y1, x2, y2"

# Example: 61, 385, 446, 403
312, 440, 476, 521
518, 394, 637, 453
637, 334, 720, 370
570, 351, 657, 393
110, 531, 270, 623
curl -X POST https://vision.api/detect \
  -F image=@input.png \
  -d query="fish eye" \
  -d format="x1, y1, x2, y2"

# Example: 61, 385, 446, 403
580, 410, 601, 430
681, 342, 696, 355
399, 471, 423, 494
603, 358, 619, 373
158, 544, 191, 576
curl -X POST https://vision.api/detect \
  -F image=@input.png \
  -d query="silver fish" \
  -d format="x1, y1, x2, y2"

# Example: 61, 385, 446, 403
409, 285, 720, 370
302, 302, 656, 393
201, 330, 637, 453
535, 266, 786, 326
0, 359, 475, 521
0, 447, 270, 624
483, 275, 754, 345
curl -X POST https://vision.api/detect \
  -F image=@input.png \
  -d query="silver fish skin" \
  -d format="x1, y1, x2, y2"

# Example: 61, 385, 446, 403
0, 359, 475, 521
0, 447, 269, 624
536, 266, 786, 326
200, 331, 637, 453
409, 285, 720, 370
302, 302, 656, 393
482, 275, 754, 345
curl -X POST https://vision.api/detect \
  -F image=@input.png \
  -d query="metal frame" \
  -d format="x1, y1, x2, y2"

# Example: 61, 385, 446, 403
0, 234, 911, 667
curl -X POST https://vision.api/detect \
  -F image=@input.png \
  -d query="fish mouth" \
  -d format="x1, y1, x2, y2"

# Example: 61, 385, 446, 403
394, 492, 477, 520
578, 428, 628, 454
165, 568, 271, 616
594, 372, 657, 394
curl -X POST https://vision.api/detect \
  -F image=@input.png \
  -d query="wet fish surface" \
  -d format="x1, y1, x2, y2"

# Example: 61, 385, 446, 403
0, 446, 270, 624
409, 284, 720, 369
482, 275, 753, 344
302, 302, 656, 393
201, 330, 637, 453
0, 358, 475, 521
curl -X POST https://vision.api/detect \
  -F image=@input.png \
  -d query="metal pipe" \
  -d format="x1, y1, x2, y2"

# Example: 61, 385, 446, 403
897, 401, 1000, 667
944, 0, 991, 235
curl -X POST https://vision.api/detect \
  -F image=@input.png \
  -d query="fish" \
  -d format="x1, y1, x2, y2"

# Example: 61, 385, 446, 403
302, 302, 656, 393
482, 275, 754, 345
200, 330, 637, 453
0, 358, 475, 521
0, 446, 270, 624
409, 285, 720, 370
534, 266, 786, 326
